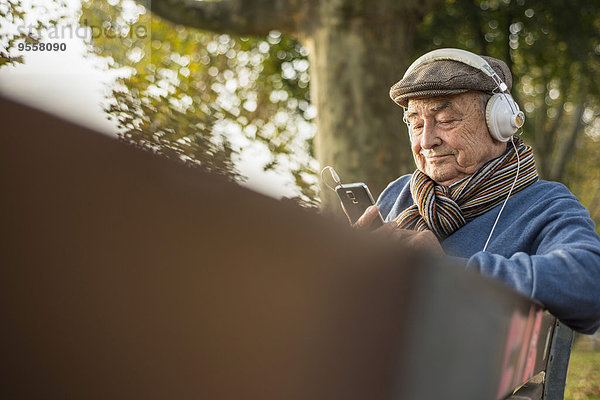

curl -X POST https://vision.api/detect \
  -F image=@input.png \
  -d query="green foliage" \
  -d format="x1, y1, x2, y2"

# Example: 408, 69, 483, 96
0, 0, 67, 68
415, 0, 600, 231
567, 133, 600, 227
81, 0, 599, 215
80, 0, 318, 206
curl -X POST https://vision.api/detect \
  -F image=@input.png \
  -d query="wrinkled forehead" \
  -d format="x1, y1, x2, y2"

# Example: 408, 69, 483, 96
405, 96, 456, 119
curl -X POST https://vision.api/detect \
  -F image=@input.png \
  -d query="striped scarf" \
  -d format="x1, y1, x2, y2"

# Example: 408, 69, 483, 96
395, 137, 538, 239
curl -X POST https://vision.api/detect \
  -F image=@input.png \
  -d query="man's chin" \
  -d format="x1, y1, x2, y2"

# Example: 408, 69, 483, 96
423, 169, 462, 186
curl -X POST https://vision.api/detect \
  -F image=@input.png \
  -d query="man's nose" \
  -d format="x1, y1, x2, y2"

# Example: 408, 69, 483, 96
420, 121, 442, 149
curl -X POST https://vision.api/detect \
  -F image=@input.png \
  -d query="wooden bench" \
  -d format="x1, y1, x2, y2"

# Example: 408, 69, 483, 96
0, 95, 575, 399
507, 317, 573, 400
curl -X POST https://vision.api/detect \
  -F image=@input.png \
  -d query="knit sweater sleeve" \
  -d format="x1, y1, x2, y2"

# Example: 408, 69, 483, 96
376, 174, 413, 222
465, 188, 600, 334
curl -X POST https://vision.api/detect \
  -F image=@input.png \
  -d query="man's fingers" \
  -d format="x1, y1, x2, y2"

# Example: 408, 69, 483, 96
352, 205, 379, 229
351, 214, 445, 256
390, 227, 415, 239
407, 230, 445, 255
374, 221, 398, 235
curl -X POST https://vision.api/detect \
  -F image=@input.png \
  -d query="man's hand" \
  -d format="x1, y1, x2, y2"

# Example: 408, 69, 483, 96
352, 205, 384, 230
354, 206, 445, 255
387, 228, 445, 256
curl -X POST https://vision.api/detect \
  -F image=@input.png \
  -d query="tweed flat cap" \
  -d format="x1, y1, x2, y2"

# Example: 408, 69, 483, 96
390, 52, 513, 108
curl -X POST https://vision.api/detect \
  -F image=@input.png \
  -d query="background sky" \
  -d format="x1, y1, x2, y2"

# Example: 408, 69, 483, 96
0, 0, 297, 198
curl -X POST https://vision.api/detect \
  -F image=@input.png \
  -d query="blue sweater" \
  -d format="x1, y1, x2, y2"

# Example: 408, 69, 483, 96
377, 174, 600, 334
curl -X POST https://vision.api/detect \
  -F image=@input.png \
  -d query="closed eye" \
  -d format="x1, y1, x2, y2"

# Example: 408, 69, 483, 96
438, 119, 458, 128
411, 124, 424, 133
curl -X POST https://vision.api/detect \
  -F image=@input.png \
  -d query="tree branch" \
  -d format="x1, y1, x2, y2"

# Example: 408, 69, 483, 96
587, 187, 600, 222
135, 0, 300, 35
534, 83, 549, 177
545, 78, 570, 150
549, 101, 585, 182
546, 99, 565, 147
503, 9, 514, 72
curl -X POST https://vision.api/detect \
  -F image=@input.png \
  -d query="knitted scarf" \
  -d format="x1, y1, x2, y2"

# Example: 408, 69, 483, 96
395, 137, 538, 239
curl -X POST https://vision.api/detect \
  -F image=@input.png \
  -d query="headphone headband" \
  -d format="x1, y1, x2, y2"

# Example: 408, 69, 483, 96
404, 48, 509, 93
403, 48, 524, 142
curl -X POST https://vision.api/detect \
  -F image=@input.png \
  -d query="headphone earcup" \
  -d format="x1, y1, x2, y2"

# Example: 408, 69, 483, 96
485, 94, 525, 142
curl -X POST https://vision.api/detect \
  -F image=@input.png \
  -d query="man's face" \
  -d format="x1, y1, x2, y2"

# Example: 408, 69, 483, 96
405, 91, 506, 186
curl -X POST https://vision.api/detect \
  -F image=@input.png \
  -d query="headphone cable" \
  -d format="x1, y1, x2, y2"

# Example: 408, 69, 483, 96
482, 136, 520, 252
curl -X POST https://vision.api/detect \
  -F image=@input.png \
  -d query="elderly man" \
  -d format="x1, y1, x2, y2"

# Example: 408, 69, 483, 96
357, 48, 600, 334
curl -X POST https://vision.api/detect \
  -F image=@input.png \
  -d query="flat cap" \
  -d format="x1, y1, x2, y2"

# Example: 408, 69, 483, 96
390, 52, 513, 108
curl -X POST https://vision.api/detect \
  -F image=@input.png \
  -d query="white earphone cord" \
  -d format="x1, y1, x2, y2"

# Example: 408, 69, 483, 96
482, 136, 520, 252
320, 166, 342, 192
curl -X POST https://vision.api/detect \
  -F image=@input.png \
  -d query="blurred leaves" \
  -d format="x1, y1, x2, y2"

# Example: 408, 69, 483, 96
80, 0, 600, 216
415, 0, 600, 231
0, 0, 68, 68
80, 0, 318, 204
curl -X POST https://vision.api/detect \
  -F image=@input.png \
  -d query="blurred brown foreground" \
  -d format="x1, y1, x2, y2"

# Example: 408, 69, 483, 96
0, 96, 568, 399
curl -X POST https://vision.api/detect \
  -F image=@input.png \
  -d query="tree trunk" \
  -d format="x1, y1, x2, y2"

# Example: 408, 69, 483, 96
302, 0, 432, 217
137, 0, 440, 217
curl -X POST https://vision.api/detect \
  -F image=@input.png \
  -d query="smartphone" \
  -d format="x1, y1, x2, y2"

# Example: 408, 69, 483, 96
335, 183, 384, 229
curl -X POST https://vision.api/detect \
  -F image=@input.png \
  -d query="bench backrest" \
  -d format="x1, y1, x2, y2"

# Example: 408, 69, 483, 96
0, 96, 574, 400
507, 318, 573, 400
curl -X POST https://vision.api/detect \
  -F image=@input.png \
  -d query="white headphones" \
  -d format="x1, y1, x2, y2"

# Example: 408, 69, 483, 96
404, 48, 525, 142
